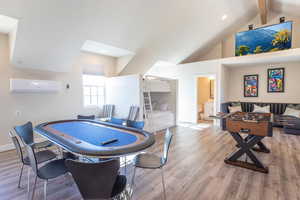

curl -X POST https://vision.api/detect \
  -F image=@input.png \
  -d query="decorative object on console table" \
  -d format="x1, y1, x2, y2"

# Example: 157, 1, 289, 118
267, 68, 285, 93
244, 74, 258, 97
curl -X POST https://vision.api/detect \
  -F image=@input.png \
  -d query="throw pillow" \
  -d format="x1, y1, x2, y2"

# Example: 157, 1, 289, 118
283, 107, 300, 118
253, 104, 270, 113
231, 102, 241, 107
287, 104, 300, 110
229, 105, 242, 113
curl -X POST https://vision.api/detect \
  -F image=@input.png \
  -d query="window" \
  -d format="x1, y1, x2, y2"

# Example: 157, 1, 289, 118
82, 74, 106, 107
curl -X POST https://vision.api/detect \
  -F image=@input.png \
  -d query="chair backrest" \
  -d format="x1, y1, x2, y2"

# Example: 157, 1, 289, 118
24, 144, 38, 175
127, 120, 145, 130
77, 115, 95, 120
14, 122, 34, 145
102, 104, 114, 118
65, 159, 120, 199
162, 129, 173, 165
128, 106, 139, 121
8, 131, 25, 164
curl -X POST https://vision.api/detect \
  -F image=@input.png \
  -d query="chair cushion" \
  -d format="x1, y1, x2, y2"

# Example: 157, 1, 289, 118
38, 159, 68, 180
23, 149, 56, 165
134, 153, 163, 169
111, 175, 127, 197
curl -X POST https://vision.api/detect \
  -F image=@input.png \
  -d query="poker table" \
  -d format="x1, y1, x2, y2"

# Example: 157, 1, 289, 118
34, 120, 155, 157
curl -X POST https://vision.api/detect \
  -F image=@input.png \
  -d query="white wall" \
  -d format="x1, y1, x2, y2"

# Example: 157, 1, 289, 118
0, 34, 116, 150
182, 42, 223, 63
116, 55, 134, 74
227, 62, 300, 103
80, 52, 116, 76
105, 74, 143, 120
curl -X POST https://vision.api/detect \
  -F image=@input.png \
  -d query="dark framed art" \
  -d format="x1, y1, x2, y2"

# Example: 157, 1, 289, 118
267, 68, 285, 93
244, 74, 258, 97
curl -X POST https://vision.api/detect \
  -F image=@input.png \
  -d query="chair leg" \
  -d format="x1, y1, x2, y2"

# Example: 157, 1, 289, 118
27, 167, 31, 193
44, 180, 48, 200
130, 166, 137, 198
125, 189, 130, 200
124, 156, 127, 175
30, 175, 38, 200
18, 164, 24, 188
160, 168, 166, 200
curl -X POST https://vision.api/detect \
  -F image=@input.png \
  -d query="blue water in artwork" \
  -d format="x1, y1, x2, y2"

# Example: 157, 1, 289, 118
235, 22, 292, 56
50, 122, 138, 147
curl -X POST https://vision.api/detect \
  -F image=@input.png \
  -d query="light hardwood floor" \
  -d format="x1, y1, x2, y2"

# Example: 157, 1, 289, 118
1, 124, 300, 200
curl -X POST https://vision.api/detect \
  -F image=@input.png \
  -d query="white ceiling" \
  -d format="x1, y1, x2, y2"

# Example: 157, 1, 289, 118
0, 0, 298, 73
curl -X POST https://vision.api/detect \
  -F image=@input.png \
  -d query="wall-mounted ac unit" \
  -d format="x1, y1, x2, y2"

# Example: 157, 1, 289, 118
10, 79, 62, 93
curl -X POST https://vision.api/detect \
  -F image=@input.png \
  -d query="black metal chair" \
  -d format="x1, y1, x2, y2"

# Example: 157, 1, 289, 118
77, 115, 96, 120
25, 144, 68, 200
14, 122, 53, 150
132, 129, 173, 200
65, 159, 128, 200
8, 131, 56, 192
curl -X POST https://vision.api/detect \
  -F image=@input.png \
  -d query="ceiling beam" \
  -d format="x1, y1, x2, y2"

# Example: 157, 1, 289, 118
258, 0, 267, 24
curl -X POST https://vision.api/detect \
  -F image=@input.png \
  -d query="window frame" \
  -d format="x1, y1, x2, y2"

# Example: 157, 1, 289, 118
82, 74, 106, 108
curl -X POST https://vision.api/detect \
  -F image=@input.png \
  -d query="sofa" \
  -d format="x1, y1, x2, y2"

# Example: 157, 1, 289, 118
221, 102, 300, 135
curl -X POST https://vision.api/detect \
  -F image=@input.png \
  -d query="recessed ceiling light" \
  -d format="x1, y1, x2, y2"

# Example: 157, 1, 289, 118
222, 14, 227, 21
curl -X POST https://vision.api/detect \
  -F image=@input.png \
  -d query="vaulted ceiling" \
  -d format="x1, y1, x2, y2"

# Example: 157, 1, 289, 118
0, 0, 299, 74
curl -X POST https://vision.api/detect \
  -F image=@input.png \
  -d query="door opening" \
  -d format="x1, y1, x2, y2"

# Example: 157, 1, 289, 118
197, 76, 215, 124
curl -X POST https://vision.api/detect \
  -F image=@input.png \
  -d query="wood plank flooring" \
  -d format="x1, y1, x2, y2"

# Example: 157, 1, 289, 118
1, 124, 300, 200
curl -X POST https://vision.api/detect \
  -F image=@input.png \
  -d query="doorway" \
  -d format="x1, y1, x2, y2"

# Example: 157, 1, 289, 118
197, 76, 215, 123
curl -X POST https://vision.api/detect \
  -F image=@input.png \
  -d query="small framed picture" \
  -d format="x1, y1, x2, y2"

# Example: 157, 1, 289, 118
267, 68, 285, 93
244, 74, 258, 97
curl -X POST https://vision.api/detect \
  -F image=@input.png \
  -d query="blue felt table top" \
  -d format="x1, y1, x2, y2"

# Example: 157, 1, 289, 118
49, 121, 138, 147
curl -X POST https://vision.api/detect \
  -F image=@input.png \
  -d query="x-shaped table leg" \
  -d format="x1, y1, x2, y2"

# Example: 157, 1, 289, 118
236, 135, 270, 153
225, 132, 269, 173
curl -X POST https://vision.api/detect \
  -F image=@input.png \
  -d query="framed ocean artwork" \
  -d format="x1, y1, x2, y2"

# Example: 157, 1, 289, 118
267, 68, 285, 93
244, 75, 258, 97
235, 21, 292, 56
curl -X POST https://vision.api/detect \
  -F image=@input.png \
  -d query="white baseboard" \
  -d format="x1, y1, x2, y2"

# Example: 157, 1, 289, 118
0, 137, 47, 153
